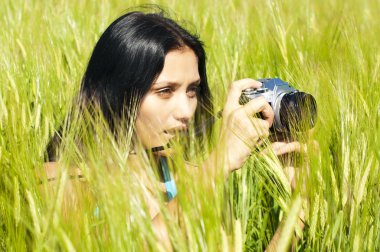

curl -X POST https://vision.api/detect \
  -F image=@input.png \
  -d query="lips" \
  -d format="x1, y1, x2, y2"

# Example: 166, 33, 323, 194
163, 126, 188, 136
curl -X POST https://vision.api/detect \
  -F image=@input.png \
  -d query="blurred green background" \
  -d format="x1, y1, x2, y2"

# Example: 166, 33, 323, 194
1, 0, 379, 251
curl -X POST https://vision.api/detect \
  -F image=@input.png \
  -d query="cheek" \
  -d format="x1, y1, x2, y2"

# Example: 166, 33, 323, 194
137, 98, 169, 127
192, 99, 198, 115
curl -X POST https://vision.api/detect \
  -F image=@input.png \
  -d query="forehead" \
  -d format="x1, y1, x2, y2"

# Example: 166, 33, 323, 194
155, 47, 200, 83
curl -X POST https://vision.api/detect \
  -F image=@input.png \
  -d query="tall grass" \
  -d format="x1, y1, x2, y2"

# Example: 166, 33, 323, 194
1, 0, 379, 251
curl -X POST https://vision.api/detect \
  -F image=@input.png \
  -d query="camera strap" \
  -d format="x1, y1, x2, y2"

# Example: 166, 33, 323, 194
149, 145, 177, 201
158, 155, 177, 201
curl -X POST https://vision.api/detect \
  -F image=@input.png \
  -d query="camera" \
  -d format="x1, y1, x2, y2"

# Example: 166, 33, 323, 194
240, 78, 317, 132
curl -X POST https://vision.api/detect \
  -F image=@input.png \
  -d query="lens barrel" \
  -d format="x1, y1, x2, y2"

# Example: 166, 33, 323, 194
279, 92, 317, 132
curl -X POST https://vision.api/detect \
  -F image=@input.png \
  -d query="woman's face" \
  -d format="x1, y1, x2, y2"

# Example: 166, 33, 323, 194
135, 47, 200, 148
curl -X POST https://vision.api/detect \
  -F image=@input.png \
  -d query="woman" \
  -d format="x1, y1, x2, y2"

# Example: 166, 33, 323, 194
44, 8, 305, 250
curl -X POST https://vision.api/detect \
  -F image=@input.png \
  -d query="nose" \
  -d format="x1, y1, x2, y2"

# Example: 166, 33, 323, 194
173, 94, 195, 124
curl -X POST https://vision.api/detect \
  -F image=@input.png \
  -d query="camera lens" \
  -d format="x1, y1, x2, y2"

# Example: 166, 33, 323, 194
279, 92, 317, 132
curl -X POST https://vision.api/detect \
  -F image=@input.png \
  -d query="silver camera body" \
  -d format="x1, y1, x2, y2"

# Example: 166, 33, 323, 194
240, 78, 317, 132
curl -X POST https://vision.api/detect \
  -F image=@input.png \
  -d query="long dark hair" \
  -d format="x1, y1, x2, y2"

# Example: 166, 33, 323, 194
47, 9, 213, 161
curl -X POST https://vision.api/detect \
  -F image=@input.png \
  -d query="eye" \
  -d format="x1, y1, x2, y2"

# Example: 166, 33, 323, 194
156, 87, 173, 98
187, 85, 200, 98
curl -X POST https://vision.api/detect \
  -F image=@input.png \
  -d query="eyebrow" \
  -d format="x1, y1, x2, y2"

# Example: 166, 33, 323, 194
152, 79, 201, 86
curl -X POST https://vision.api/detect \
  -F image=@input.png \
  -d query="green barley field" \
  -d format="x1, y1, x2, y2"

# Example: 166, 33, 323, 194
1, 0, 379, 251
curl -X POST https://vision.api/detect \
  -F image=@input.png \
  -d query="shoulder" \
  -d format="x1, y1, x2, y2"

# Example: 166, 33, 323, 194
42, 162, 59, 181
38, 162, 89, 217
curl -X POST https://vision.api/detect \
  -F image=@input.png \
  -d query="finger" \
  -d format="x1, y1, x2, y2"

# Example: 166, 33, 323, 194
284, 166, 295, 183
225, 79, 262, 110
283, 166, 296, 191
228, 124, 269, 155
259, 141, 286, 155
269, 131, 294, 143
250, 119, 270, 142
231, 118, 270, 146
273, 142, 308, 156
243, 96, 274, 127
256, 119, 271, 137
271, 142, 288, 152
311, 140, 320, 153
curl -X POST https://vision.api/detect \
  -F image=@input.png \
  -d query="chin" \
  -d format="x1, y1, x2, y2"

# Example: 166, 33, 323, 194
142, 136, 171, 149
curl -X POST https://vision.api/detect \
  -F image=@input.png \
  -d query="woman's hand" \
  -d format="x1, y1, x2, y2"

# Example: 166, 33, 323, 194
266, 134, 319, 234
264, 137, 317, 251
220, 79, 274, 172
266, 131, 313, 191
268, 141, 308, 191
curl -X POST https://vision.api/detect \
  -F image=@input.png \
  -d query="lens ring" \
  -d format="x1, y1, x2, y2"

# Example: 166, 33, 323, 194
279, 92, 317, 132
